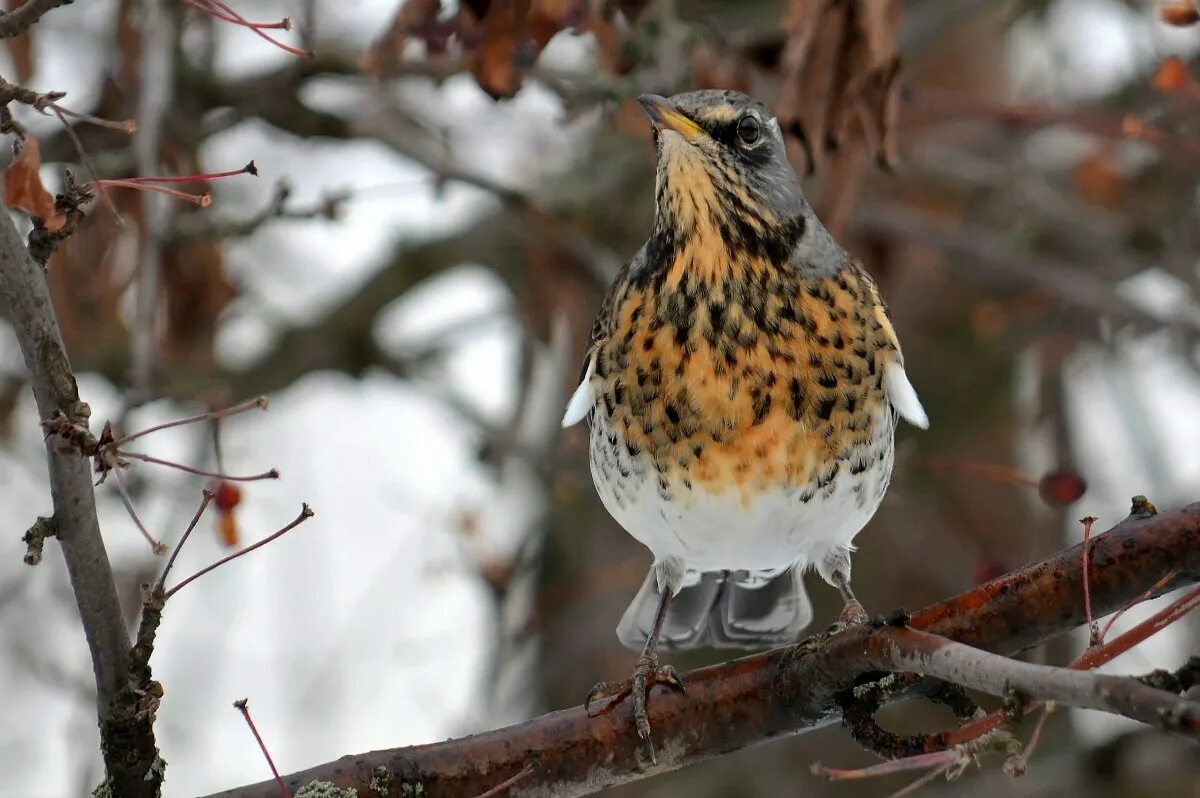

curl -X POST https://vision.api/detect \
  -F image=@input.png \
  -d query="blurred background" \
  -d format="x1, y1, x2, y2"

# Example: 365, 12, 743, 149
1, 0, 1199, 796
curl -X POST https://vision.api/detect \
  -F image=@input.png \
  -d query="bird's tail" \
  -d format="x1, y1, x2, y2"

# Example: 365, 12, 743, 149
615, 567, 813, 651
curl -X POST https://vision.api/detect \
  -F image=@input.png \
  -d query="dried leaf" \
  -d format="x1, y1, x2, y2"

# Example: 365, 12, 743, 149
775, 0, 903, 174
1161, 1, 1200, 26
1152, 55, 1188, 93
4, 137, 64, 230
471, 0, 530, 98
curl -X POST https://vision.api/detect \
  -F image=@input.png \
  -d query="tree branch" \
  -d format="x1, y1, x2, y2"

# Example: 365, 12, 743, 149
0, 209, 159, 795
0, 0, 73, 38
205, 499, 1200, 798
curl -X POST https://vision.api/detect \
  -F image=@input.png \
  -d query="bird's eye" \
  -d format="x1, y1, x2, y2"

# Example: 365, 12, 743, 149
736, 115, 761, 146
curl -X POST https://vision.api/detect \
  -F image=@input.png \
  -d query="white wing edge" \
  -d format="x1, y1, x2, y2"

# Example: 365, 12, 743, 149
883, 361, 929, 430
561, 353, 597, 428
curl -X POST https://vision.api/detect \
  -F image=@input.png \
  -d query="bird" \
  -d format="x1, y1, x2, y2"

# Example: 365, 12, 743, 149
561, 89, 928, 760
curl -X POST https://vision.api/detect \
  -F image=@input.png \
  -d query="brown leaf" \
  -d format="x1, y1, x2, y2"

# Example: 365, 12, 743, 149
4, 137, 64, 230
5, 0, 33, 83
1161, 1, 1200, 26
1152, 55, 1188, 93
471, 0, 531, 98
775, 0, 903, 175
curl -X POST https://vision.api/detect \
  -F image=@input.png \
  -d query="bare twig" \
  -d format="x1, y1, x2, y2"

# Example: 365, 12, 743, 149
110, 396, 268, 448
1006, 702, 1055, 777
111, 468, 168, 554
116, 449, 279, 482
234, 699, 291, 798
1080, 516, 1099, 644
885, 763, 954, 798
1099, 572, 1176, 643
165, 504, 314, 598
471, 764, 535, 798
155, 490, 215, 592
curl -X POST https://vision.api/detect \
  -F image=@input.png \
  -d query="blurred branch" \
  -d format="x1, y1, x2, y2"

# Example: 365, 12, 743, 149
0, 209, 160, 795
0, 0, 72, 38
853, 200, 1200, 336
205, 499, 1200, 798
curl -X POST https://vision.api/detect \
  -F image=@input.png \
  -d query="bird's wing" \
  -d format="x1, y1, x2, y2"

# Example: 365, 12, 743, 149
561, 259, 634, 428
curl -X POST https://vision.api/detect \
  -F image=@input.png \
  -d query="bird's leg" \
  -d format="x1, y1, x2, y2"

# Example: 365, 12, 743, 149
819, 548, 869, 628
584, 587, 685, 763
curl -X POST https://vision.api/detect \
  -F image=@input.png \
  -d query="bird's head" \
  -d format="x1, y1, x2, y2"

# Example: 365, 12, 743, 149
638, 90, 808, 254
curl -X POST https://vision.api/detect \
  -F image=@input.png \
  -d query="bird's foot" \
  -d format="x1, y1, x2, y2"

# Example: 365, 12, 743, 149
584, 653, 686, 764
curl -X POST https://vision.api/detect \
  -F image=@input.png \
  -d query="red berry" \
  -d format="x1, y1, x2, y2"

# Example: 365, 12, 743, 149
1038, 470, 1087, 507
215, 482, 242, 511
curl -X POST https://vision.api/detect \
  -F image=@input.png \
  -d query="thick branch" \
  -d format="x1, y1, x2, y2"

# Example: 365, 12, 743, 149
0, 210, 128, 700
860, 626, 1199, 735
0, 210, 159, 795
207, 500, 1200, 798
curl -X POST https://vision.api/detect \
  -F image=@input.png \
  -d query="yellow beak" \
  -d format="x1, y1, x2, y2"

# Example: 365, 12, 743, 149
638, 94, 703, 140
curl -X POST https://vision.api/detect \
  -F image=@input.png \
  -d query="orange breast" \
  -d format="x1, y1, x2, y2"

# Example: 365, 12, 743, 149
597, 247, 894, 507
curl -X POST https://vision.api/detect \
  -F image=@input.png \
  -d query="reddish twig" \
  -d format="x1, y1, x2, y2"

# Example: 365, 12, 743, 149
165, 504, 313, 598
1005, 702, 1054, 777
1080, 516, 1100, 645
189, 0, 307, 56
1074, 583, 1200, 671
110, 396, 268, 448
1098, 572, 1176, 643
234, 699, 290, 798
116, 449, 279, 482
182, 0, 290, 29
154, 489, 215, 593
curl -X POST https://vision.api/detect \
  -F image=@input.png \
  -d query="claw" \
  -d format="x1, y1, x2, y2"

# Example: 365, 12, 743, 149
583, 656, 687, 764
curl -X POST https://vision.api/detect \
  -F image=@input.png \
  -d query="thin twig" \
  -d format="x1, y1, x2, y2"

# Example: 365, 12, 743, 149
165, 504, 313, 598
1006, 702, 1054, 777
155, 490, 215, 593
49, 105, 120, 220
116, 449, 279, 482
1074, 583, 1200, 671
234, 699, 290, 798
111, 469, 167, 554
471, 764, 536, 798
110, 396, 268, 448
1099, 572, 1176, 642
1080, 516, 1099, 645
886, 763, 953, 798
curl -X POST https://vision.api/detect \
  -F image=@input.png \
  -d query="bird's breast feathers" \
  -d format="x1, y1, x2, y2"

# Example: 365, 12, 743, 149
564, 248, 925, 507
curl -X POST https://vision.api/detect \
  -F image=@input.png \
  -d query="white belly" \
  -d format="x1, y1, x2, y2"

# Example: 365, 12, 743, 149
589, 409, 896, 585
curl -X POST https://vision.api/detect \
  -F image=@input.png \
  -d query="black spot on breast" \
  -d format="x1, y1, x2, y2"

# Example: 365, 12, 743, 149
752, 392, 772, 424
816, 397, 836, 420
666, 404, 681, 424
